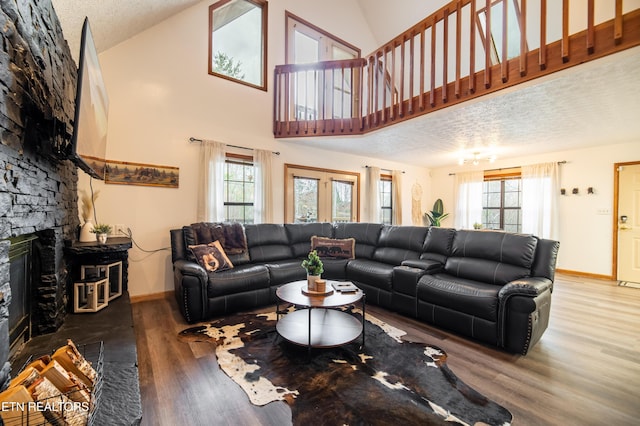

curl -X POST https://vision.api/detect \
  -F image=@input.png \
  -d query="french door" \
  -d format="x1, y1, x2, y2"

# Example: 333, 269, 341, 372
285, 164, 359, 223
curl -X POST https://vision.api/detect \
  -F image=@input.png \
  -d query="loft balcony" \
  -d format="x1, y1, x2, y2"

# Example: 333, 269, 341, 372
273, 0, 640, 138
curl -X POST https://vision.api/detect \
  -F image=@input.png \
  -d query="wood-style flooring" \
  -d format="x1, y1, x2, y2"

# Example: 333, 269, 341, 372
132, 274, 640, 425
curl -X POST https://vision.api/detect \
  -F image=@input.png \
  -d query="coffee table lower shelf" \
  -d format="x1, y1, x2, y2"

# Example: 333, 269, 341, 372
276, 308, 363, 348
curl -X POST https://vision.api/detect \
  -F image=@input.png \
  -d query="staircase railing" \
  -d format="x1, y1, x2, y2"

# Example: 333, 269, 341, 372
274, 0, 640, 138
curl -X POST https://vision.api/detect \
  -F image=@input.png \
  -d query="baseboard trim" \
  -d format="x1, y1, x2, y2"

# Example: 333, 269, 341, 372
556, 269, 613, 281
130, 290, 175, 304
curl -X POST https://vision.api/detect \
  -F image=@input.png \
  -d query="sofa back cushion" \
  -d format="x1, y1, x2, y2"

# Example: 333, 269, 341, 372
444, 230, 538, 285
420, 227, 455, 263
183, 223, 250, 265
372, 226, 428, 265
334, 223, 383, 259
285, 223, 334, 258
244, 224, 293, 263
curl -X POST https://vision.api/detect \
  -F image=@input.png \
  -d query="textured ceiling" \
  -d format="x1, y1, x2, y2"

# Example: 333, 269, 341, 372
50, 0, 640, 168
51, 0, 201, 60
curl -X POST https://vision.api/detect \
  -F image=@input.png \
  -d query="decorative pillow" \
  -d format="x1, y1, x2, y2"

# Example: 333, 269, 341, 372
310, 236, 355, 259
188, 241, 234, 272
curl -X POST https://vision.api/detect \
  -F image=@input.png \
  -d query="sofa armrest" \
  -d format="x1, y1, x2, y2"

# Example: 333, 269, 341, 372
499, 277, 553, 299
173, 260, 207, 323
400, 259, 442, 273
174, 259, 207, 281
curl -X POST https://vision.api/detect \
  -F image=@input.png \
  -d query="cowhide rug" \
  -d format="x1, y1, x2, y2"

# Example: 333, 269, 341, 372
179, 309, 513, 426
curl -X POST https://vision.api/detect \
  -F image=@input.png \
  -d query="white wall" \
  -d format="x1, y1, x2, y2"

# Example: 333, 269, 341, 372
77, 0, 431, 297
429, 141, 640, 277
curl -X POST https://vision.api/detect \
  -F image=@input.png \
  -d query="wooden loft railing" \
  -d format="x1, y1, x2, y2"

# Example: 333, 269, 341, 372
273, 0, 640, 138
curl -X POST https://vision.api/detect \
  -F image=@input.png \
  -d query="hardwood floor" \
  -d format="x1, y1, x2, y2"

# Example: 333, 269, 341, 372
132, 274, 640, 425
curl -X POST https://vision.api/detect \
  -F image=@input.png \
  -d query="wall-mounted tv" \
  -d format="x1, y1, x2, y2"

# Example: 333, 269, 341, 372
70, 17, 109, 180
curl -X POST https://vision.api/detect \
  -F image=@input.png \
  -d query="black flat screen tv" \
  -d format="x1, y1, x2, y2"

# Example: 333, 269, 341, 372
70, 17, 109, 180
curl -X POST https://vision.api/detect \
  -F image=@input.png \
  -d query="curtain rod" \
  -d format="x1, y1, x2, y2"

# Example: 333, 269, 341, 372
448, 161, 566, 176
189, 137, 280, 155
364, 165, 405, 174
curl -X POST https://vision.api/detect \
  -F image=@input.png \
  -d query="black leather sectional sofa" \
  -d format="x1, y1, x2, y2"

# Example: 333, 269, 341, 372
170, 222, 559, 354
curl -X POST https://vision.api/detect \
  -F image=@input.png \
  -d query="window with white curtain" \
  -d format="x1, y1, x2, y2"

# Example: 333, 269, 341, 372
380, 176, 393, 225
223, 154, 255, 224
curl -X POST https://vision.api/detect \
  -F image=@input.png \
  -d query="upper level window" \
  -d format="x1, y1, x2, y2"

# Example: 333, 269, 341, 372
477, 0, 526, 64
209, 0, 268, 91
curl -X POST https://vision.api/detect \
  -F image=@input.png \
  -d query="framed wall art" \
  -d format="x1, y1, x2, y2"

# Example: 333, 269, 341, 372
105, 159, 179, 188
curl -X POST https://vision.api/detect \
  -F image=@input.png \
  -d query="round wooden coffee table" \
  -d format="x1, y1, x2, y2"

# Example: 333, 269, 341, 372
275, 280, 365, 352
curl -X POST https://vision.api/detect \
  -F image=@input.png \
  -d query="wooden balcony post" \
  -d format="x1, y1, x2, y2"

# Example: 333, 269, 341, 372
587, 0, 595, 53
520, 0, 527, 76
420, 26, 426, 110
400, 37, 405, 117
455, 1, 462, 98
615, 0, 623, 43
443, 7, 450, 103
539, 0, 547, 69
501, 0, 508, 82
484, 0, 492, 88
470, 0, 476, 93
409, 32, 415, 113
430, 20, 437, 106
562, 0, 569, 62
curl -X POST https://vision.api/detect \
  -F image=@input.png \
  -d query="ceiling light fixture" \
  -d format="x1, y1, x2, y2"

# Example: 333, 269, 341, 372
458, 151, 497, 166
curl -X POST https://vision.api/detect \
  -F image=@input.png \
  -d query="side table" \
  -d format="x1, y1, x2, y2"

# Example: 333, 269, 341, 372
65, 238, 132, 313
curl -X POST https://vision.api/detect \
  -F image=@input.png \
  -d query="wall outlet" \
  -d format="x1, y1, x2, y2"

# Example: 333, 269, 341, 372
113, 224, 127, 236
596, 208, 611, 215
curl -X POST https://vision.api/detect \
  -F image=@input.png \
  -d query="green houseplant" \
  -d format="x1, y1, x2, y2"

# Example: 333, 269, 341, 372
423, 198, 449, 227
302, 250, 324, 291
91, 223, 112, 244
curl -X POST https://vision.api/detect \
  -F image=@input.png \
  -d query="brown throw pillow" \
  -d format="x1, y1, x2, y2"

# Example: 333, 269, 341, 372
188, 241, 234, 272
310, 236, 355, 259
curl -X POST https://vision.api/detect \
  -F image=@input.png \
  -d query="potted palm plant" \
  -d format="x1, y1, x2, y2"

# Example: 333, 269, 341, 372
91, 223, 112, 244
302, 250, 324, 291
423, 198, 449, 227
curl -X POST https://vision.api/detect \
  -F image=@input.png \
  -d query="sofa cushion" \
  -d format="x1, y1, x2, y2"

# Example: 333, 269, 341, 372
264, 259, 307, 287
183, 223, 250, 265
417, 273, 500, 321
451, 230, 538, 269
444, 230, 538, 284
285, 223, 334, 258
188, 242, 234, 273
311, 236, 355, 259
207, 264, 270, 297
346, 259, 394, 291
244, 224, 293, 262
334, 223, 383, 259
372, 226, 427, 265
420, 227, 455, 263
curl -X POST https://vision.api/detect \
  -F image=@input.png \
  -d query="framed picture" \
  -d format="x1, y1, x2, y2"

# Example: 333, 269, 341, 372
105, 159, 179, 188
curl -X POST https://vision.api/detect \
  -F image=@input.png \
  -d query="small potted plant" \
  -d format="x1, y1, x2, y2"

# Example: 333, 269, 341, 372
91, 223, 112, 244
302, 250, 324, 291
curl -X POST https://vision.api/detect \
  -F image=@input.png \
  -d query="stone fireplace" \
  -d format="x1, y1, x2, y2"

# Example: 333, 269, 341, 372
0, 0, 80, 389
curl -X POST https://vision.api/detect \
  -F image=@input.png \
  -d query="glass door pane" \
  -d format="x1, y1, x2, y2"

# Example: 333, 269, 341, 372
332, 180, 353, 223
294, 177, 319, 222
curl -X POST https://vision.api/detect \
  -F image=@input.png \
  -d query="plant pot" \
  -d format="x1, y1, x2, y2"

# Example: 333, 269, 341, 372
96, 233, 108, 244
307, 275, 320, 291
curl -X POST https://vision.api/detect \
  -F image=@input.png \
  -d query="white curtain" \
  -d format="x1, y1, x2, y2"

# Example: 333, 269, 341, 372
392, 170, 403, 225
253, 149, 273, 224
366, 166, 381, 222
197, 140, 226, 222
521, 162, 559, 240
454, 170, 483, 229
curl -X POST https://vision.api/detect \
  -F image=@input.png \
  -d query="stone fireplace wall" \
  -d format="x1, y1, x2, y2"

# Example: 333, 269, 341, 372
0, 0, 79, 388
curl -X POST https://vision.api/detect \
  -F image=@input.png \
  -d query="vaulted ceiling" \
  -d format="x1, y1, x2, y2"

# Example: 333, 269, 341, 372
50, 0, 640, 168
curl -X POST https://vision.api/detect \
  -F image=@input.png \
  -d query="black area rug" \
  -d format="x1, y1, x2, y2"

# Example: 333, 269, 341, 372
179, 309, 512, 426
